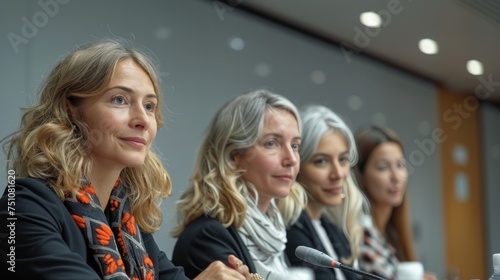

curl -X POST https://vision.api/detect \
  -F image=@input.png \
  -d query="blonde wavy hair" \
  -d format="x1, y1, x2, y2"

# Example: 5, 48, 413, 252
2, 38, 171, 233
172, 89, 306, 237
288, 104, 368, 265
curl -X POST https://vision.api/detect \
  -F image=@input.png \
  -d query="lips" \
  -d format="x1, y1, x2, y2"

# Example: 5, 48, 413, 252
275, 174, 294, 180
120, 137, 147, 146
388, 188, 401, 194
324, 187, 342, 194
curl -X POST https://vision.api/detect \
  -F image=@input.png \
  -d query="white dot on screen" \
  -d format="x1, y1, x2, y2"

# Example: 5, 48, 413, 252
255, 63, 271, 77
229, 37, 245, 51
311, 70, 326, 85
154, 26, 172, 40
347, 95, 363, 111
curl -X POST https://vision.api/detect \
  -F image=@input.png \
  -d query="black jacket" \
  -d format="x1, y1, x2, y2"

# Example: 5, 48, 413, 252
0, 178, 188, 280
172, 215, 257, 279
285, 210, 360, 280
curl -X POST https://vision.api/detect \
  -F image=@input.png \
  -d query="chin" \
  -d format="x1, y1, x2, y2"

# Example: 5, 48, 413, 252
274, 191, 291, 199
391, 199, 404, 207
122, 158, 147, 168
327, 199, 343, 206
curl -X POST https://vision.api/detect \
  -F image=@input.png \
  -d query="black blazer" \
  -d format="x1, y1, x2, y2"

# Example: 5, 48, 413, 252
285, 210, 360, 280
172, 215, 257, 279
0, 178, 188, 280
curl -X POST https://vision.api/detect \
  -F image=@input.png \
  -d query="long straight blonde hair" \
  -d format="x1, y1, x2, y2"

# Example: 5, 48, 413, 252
290, 104, 368, 265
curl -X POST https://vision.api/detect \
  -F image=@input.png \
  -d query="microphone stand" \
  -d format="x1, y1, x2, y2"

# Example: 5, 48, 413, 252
335, 263, 387, 280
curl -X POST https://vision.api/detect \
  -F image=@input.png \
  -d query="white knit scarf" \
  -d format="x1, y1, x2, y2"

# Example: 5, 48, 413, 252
238, 195, 289, 280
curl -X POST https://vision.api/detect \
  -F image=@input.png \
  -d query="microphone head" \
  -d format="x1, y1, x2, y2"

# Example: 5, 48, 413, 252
295, 246, 337, 268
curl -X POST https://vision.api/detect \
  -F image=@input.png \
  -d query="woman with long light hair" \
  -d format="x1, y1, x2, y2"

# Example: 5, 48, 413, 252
281, 105, 367, 280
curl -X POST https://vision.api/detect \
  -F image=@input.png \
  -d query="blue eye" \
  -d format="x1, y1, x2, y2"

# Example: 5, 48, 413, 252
112, 95, 126, 104
265, 140, 277, 148
291, 143, 300, 151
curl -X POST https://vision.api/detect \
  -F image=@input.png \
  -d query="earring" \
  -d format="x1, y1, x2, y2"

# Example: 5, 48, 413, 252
340, 193, 346, 199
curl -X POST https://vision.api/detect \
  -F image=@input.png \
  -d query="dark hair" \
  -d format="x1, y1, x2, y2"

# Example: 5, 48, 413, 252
355, 125, 404, 174
354, 125, 416, 261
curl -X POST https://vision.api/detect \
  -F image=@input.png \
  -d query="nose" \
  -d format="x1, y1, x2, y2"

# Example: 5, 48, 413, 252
390, 166, 406, 183
282, 145, 299, 167
329, 161, 345, 180
130, 104, 150, 130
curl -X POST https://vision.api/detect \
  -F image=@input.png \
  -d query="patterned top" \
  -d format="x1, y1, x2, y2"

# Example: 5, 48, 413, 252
358, 215, 399, 279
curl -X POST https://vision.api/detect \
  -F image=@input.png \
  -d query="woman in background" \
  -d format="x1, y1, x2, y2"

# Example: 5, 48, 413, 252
281, 105, 366, 280
354, 125, 436, 280
172, 89, 306, 280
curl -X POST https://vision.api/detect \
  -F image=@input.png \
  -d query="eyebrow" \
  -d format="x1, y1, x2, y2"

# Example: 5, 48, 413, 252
313, 151, 349, 157
105, 85, 157, 99
262, 132, 301, 141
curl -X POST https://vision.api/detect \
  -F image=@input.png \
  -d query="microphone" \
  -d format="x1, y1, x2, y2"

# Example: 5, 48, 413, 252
295, 246, 387, 280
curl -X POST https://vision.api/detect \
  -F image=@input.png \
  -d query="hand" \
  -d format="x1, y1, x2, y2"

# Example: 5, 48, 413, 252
193, 255, 248, 280
423, 272, 438, 280
228, 254, 251, 278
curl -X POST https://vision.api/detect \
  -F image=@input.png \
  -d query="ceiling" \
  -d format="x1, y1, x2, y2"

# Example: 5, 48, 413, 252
237, 0, 500, 103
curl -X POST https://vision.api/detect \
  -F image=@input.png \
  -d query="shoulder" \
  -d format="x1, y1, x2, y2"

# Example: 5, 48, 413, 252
176, 215, 234, 244
287, 210, 310, 231
286, 211, 315, 245
172, 215, 250, 277
1, 177, 63, 214
2, 177, 59, 201
184, 215, 228, 233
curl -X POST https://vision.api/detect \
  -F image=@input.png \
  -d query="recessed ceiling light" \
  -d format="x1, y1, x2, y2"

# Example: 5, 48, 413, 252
360, 12, 381, 28
466, 60, 483, 75
418, 38, 438, 55
229, 37, 245, 51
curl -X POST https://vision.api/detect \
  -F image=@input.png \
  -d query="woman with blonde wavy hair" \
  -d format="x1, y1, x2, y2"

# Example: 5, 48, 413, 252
172, 89, 307, 280
0, 38, 249, 280
281, 105, 367, 280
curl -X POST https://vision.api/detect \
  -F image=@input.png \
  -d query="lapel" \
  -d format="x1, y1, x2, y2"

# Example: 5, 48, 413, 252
296, 210, 329, 253
227, 226, 258, 273
320, 215, 352, 259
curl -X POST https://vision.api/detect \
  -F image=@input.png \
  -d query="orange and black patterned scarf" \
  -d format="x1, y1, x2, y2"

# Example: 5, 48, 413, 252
64, 179, 155, 280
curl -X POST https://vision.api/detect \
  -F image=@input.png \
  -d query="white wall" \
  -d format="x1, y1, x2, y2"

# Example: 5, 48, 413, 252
0, 0, 448, 277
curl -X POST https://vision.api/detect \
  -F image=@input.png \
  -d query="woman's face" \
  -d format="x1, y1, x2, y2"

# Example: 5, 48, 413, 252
75, 58, 158, 171
234, 108, 301, 211
362, 142, 407, 207
298, 130, 350, 207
